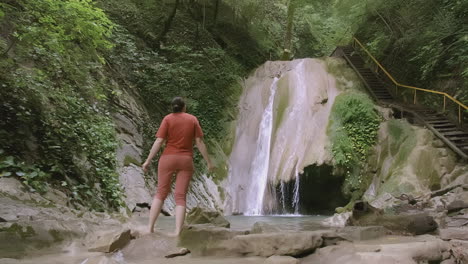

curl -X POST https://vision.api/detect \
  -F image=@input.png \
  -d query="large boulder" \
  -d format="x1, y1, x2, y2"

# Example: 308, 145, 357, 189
186, 207, 230, 228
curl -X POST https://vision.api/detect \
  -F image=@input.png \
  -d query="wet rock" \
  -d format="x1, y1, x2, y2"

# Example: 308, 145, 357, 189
88, 229, 131, 253
178, 224, 248, 256
186, 207, 230, 228
321, 212, 352, 227
439, 228, 468, 241
251, 222, 281, 234
264, 255, 299, 264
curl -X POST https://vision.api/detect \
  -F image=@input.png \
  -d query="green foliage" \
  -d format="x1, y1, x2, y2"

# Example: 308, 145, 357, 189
0, 0, 124, 210
0, 153, 49, 193
328, 92, 381, 197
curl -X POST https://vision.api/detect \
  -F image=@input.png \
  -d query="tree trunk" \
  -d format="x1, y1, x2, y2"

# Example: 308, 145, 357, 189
213, 0, 220, 25
281, 0, 295, 60
155, 0, 181, 48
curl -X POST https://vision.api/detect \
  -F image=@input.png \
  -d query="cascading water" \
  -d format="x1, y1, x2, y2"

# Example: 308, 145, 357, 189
225, 58, 344, 215
245, 78, 279, 215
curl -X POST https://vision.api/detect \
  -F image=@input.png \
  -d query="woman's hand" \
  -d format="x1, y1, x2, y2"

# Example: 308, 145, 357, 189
142, 160, 151, 173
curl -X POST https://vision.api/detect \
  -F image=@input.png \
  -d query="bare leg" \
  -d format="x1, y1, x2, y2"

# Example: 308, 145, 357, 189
148, 196, 164, 233
169, 205, 186, 237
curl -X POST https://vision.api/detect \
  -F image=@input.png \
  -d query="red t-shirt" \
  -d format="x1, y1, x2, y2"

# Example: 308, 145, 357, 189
155, 113, 204, 156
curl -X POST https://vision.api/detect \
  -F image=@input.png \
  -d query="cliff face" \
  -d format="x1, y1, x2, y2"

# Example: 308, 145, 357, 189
363, 119, 468, 202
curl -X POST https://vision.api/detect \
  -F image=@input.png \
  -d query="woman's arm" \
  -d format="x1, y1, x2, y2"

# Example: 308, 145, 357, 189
142, 138, 166, 172
195, 137, 214, 171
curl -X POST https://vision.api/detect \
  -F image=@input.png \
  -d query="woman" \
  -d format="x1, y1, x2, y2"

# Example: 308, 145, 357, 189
142, 97, 213, 236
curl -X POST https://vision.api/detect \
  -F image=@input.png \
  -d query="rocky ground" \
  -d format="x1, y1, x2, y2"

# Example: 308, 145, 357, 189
1, 176, 467, 264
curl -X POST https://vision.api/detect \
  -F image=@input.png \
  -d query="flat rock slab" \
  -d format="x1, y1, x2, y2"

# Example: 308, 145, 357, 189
439, 228, 468, 241
264, 256, 299, 264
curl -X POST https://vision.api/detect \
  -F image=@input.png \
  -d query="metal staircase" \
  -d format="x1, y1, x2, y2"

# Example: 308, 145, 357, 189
333, 42, 468, 160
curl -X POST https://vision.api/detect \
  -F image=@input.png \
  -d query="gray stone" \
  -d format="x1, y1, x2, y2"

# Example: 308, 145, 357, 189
264, 256, 299, 264
439, 228, 468, 241
88, 229, 132, 253
186, 207, 230, 228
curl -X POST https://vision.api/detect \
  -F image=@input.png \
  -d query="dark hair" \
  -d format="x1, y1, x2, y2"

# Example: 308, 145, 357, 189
171, 97, 185, 113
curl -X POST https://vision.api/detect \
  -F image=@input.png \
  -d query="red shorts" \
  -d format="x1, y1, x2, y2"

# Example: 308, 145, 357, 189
155, 155, 194, 206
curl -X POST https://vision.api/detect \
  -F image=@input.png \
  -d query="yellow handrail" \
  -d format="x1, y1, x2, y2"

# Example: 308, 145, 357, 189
352, 37, 468, 123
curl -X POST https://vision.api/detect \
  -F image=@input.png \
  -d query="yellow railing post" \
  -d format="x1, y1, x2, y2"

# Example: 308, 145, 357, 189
459, 105, 462, 124
443, 96, 446, 112
413, 89, 417, 104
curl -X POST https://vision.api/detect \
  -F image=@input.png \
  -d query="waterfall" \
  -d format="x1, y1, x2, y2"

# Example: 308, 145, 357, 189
245, 78, 279, 215
225, 58, 342, 215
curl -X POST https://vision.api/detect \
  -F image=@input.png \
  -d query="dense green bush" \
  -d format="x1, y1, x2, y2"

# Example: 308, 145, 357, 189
328, 92, 381, 198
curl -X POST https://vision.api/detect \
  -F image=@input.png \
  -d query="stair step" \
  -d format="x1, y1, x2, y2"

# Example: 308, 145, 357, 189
433, 124, 457, 129
427, 120, 452, 124
425, 116, 446, 120
441, 131, 468, 137
455, 142, 468, 147
437, 128, 458, 132
447, 137, 468, 142
425, 118, 449, 122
